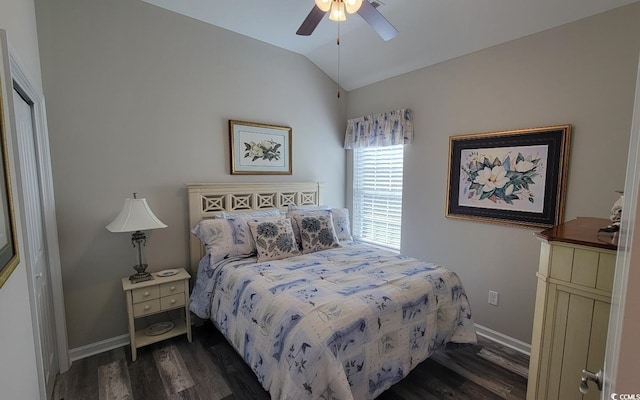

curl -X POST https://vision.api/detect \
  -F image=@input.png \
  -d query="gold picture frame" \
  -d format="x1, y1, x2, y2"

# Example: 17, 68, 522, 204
0, 36, 20, 289
446, 125, 571, 228
229, 120, 292, 175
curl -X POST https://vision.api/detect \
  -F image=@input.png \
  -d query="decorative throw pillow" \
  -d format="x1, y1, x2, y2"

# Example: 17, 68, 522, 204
292, 214, 341, 254
286, 209, 332, 248
329, 208, 353, 242
248, 218, 301, 262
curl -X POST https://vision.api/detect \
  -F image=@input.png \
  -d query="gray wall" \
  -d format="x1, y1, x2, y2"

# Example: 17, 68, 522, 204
35, 0, 347, 349
36, 0, 640, 351
0, 0, 42, 398
347, 3, 640, 343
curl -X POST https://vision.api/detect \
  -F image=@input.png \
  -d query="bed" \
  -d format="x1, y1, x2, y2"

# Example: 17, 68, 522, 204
187, 182, 476, 400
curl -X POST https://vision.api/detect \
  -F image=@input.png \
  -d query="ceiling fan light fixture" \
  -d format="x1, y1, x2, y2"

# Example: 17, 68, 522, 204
315, 0, 332, 12
328, 1, 346, 22
344, 0, 363, 14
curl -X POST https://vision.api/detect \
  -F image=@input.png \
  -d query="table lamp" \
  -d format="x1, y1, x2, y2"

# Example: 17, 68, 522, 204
106, 193, 167, 283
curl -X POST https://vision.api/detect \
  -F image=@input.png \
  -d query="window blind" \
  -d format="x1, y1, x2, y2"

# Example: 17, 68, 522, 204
353, 144, 404, 250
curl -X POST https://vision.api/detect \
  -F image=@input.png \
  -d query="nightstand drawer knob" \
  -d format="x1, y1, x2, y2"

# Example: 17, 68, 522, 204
170, 286, 176, 291
144, 305, 150, 310
170, 299, 176, 304
144, 291, 150, 297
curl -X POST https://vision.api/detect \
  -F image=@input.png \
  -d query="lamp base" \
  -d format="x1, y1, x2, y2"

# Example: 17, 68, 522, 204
129, 271, 154, 284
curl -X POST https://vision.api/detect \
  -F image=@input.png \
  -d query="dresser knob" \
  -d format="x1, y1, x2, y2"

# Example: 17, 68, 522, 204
144, 305, 150, 310
170, 286, 176, 291
144, 291, 150, 297
170, 299, 176, 304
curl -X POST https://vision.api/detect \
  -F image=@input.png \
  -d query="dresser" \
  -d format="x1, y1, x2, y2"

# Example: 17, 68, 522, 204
121, 268, 192, 361
527, 217, 617, 399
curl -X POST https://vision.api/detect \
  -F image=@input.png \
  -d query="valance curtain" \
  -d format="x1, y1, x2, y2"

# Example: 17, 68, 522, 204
344, 108, 414, 149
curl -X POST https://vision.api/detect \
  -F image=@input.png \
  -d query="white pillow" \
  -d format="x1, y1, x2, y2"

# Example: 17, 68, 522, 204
287, 204, 329, 212
330, 208, 353, 242
220, 209, 282, 219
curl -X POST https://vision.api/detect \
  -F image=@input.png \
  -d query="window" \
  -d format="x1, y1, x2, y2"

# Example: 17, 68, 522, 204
352, 144, 404, 250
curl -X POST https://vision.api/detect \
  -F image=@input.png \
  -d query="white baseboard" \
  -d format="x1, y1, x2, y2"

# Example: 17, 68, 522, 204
68, 334, 129, 362
475, 323, 531, 356
68, 325, 529, 362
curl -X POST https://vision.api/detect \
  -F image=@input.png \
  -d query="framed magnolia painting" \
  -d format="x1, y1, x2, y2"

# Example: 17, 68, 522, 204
446, 125, 571, 228
229, 120, 292, 175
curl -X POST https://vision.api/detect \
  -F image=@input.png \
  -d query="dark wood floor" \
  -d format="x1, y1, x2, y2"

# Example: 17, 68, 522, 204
54, 322, 529, 400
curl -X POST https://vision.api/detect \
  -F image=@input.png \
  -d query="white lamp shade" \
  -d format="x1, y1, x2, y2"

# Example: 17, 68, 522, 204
329, 1, 346, 21
106, 197, 167, 233
344, 0, 363, 14
315, 0, 331, 12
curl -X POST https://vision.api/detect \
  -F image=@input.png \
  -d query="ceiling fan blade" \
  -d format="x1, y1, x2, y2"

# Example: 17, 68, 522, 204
296, 5, 326, 36
357, 1, 398, 41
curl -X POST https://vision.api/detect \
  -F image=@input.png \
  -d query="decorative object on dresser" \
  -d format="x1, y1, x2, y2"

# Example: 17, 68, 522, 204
610, 191, 624, 226
527, 217, 617, 400
446, 125, 571, 228
229, 120, 292, 175
106, 193, 167, 283
121, 268, 192, 361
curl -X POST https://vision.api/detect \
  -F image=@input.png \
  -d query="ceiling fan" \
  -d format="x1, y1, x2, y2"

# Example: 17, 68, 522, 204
296, 0, 399, 41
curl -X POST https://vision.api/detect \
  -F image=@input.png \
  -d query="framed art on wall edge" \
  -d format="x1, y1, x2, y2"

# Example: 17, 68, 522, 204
446, 125, 571, 228
0, 38, 20, 289
229, 120, 292, 175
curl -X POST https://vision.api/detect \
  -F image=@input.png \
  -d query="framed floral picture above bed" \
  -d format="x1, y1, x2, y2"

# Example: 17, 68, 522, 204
446, 125, 571, 228
229, 120, 292, 175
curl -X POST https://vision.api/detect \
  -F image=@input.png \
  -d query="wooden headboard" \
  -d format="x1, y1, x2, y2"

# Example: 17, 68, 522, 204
186, 182, 323, 275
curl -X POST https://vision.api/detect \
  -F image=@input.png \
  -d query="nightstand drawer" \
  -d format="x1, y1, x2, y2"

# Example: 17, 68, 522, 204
160, 280, 185, 297
161, 293, 185, 310
132, 286, 160, 303
133, 299, 160, 316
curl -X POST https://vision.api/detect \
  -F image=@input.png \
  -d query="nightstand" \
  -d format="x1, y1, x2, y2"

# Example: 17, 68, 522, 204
121, 268, 192, 361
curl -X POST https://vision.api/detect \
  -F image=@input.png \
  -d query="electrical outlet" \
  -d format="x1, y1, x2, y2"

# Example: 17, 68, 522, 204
488, 290, 499, 306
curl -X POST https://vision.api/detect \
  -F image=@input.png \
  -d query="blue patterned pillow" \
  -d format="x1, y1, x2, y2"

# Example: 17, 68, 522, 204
248, 218, 301, 262
292, 214, 341, 254
286, 209, 331, 247
191, 219, 249, 263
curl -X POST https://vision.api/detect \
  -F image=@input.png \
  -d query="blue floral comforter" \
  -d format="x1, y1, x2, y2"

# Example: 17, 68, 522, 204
190, 243, 476, 400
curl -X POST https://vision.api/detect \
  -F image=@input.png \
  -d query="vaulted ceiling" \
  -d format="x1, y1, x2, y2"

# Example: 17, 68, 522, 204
141, 0, 639, 91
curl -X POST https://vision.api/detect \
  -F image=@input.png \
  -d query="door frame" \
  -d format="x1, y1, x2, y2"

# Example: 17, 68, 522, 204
603, 53, 640, 396
3, 33, 70, 384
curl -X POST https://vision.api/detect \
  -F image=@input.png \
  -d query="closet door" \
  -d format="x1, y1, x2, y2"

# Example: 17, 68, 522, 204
13, 88, 58, 396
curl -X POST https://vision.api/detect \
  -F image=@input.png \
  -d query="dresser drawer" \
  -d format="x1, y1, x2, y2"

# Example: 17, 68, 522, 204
549, 245, 616, 292
133, 299, 160, 316
161, 293, 185, 310
160, 280, 185, 297
132, 286, 160, 303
